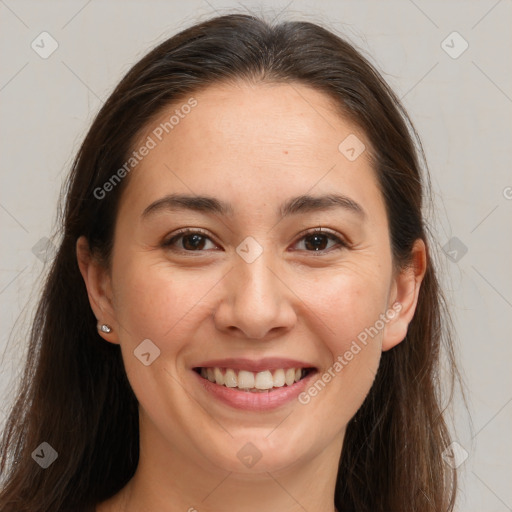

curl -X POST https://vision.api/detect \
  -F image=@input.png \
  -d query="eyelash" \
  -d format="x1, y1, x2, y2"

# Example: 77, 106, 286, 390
161, 227, 348, 255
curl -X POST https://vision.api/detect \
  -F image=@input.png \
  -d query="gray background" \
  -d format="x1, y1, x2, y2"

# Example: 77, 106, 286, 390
1, 1, 511, 510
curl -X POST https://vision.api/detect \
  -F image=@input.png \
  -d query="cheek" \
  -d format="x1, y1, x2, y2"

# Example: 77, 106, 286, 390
111, 261, 216, 411
111, 258, 219, 351
300, 270, 388, 412
304, 265, 390, 345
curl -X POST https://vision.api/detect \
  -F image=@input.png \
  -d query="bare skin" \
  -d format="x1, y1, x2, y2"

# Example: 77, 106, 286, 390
78, 81, 426, 512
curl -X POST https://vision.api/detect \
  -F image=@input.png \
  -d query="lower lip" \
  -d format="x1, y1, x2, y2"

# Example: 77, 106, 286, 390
193, 370, 317, 411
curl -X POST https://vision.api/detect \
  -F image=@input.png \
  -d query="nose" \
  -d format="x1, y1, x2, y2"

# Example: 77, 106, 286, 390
213, 249, 297, 341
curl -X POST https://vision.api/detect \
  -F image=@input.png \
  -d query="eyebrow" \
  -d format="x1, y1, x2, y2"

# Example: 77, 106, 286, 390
141, 193, 366, 221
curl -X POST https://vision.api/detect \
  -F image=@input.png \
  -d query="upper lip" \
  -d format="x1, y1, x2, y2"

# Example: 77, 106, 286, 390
193, 358, 317, 373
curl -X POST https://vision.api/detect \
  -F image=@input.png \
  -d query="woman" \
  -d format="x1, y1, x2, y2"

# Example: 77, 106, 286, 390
0, 13, 462, 512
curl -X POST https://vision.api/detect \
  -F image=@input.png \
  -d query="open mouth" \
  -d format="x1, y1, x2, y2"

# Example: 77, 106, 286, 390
193, 366, 316, 393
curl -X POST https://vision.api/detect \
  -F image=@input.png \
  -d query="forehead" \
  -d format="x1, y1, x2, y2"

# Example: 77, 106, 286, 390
142, 81, 357, 160
119, 81, 383, 221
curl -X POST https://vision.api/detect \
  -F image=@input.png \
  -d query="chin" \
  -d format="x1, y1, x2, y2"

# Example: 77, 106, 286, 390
197, 429, 315, 476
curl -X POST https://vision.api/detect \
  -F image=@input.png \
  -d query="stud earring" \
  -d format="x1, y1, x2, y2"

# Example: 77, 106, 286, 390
98, 323, 112, 333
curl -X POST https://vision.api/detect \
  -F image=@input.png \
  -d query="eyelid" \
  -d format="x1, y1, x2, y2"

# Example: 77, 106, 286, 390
162, 226, 349, 253
167, 227, 213, 239
296, 226, 347, 243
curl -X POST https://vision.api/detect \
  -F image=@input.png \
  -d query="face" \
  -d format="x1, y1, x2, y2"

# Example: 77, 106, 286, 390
80, 81, 420, 478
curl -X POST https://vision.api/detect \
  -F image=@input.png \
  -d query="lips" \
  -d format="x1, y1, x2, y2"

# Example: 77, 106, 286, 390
192, 357, 317, 398
192, 363, 318, 411
193, 357, 315, 373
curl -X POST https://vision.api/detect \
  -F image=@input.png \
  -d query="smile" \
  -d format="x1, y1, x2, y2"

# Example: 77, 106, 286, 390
191, 360, 319, 411
194, 367, 315, 392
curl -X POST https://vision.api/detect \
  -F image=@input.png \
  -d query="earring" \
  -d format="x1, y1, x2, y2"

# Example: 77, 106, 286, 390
98, 323, 112, 333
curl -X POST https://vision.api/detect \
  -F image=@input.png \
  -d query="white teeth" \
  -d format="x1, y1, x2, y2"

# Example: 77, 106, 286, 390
254, 370, 273, 390
199, 366, 310, 390
224, 368, 237, 388
237, 370, 255, 389
213, 367, 224, 386
272, 368, 285, 387
285, 368, 296, 386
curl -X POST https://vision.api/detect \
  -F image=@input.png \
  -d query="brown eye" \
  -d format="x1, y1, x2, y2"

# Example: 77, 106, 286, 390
179, 233, 208, 250
293, 229, 347, 253
162, 229, 218, 252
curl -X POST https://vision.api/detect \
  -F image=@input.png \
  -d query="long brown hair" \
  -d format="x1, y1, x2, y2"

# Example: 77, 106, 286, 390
0, 13, 464, 511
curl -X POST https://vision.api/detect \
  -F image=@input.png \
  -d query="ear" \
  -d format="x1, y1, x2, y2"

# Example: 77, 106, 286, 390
76, 235, 119, 345
382, 238, 427, 351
